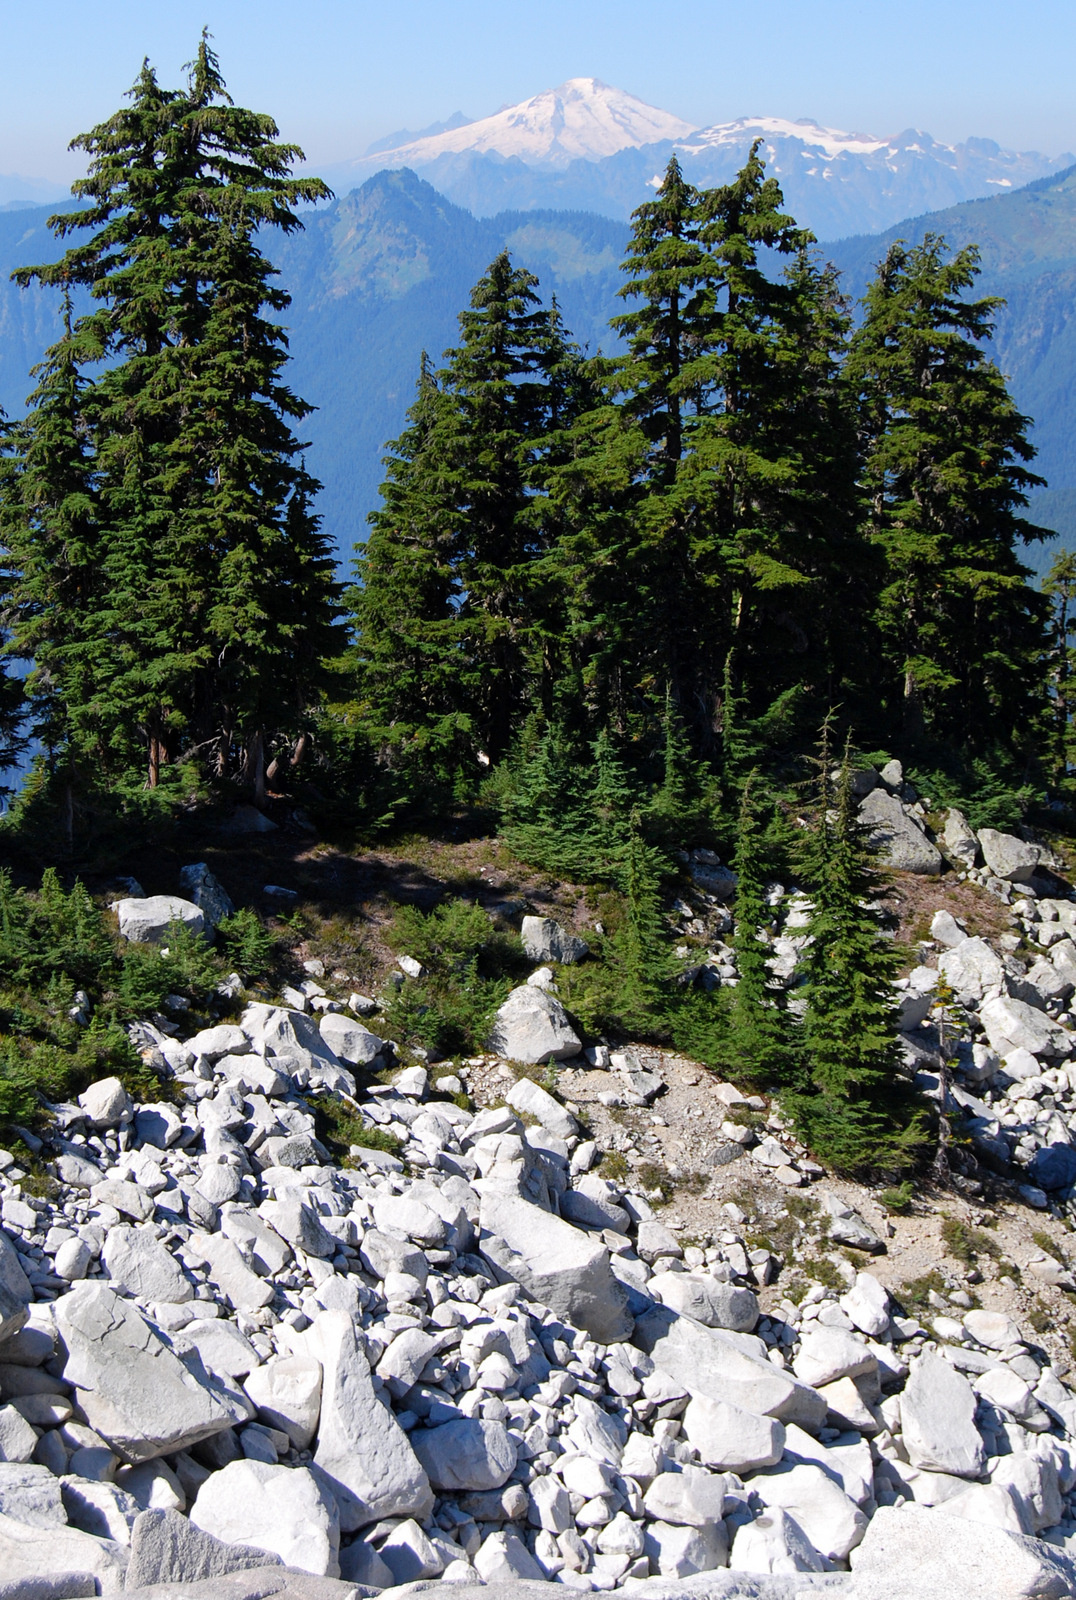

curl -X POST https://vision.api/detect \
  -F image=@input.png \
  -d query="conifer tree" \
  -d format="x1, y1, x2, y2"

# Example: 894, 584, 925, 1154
552, 147, 861, 764
4, 37, 339, 793
349, 357, 473, 785
601, 811, 672, 1032
719, 778, 788, 1084
846, 235, 1049, 759
354, 254, 586, 782
787, 747, 926, 1172
1043, 551, 1076, 790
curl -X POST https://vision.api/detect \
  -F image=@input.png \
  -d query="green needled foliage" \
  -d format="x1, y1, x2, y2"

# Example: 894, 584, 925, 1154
787, 747, 927, 1174
351, 253, 589, 792
719, 778, 790, 1085
549, 145, 864, 771
847, 234, 1050, 762
1043, 550, 1076, 793
3, 36, 341, 800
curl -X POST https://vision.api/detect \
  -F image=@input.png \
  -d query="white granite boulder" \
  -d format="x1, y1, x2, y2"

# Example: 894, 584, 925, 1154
308, 1309, 433, 1531
521, 915, 590, 965
979, 828, 1041, 885
479, 1189, 633, 1343
900, 1351, 986, 1478
54, 1282, 246, 1463
190, 1458, 340, 1577
486, 985, 581, 1063
116, 895, 205, 944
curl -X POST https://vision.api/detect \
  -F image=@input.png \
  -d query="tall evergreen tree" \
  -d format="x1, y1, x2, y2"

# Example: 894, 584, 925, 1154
719, 777, 789, 1083
846, 235, 1049, 759
552, 147, 862, 765
4, 37, 340, 793
353, 254, 586, 782
1043, 550, 1076, 791
346, 357, 472, 784
787, 747, 926, 1172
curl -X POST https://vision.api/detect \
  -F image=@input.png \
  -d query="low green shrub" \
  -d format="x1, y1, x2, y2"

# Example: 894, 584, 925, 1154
379, 897, 526, 1058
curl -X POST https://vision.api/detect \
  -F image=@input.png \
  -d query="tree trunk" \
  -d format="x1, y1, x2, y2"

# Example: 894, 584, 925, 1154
62, 777, 74, 856
247, 729, 266, 806
902, 665, 926, 742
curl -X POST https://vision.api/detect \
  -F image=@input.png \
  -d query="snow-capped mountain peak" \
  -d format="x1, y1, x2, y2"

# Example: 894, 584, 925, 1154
361, 78, 696, 170
682, 115, 891, 160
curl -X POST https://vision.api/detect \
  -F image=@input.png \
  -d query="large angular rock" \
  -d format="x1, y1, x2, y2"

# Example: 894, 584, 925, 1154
849, 1502, 1076, 1600
54, 1283, 245, 1463
840, 1272, 891, 1338
102, 1226, 193, 1305
647, 1272, 758, 1332
308, 1309, 433, 1532
938, 937, 1007, 1004
478, 1190, 633, 1343
0, 1462, 66, 1526
173, 1319, 261, 1382
258, 1195, 336, 1260
0, 1229, 31, 1316
487, 985, 581, 1064
979, 829, 1041, 885
505, 1076, 577, 1141
822, 1194, 886, 1254
411, 1418, 517, 1493
642, 1467, 727, 1528
858, 789, 942, 875
632, 1304, 826, 1431
520, 916, 589, 965
729, 1505, 825, 1573
643, 1518, 728, 1577
244, 1354, 322, 1449
980, 995, 1072, 1059
78, 1076, 132, 1129
792, 1326, 877, 1388
190, 1459, 340, 1577
0, 1404, 37, 1461
752, 1461, 868, 1562
317, 1013, 387, 1066
0, 1508, 128, 1588
186, 1233, 275, 1312
931, 909, 969, 948
0, 1281, 26, 1346
126, 1506, 281, 1587
219, 1207, 292, 1278
900, 1351, 986, 1478
943, 808, 980, 868
116, 895, 205, 944
681, 1394, 784, 1473
178, 863, 234, 932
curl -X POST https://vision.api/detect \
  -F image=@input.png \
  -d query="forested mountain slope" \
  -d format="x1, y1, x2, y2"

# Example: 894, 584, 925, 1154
4, 164, 1076, 564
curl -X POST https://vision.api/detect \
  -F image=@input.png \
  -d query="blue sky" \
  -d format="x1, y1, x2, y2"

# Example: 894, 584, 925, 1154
6, 0, 1076, 186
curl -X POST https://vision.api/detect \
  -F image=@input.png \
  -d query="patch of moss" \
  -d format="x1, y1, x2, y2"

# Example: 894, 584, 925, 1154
940, 1215, 1001, 1265
802, 1255, 845, 1293
637, 1161, 672, 1202
897, 1269, 948, 1314
879, 1182, 914, 1215
599, 1150, 630, 1182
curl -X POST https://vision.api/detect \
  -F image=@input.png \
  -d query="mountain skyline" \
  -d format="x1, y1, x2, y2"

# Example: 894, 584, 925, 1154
5, 71, 1075, 233
4, 123, 1076, 567
318, 78, 1076, 238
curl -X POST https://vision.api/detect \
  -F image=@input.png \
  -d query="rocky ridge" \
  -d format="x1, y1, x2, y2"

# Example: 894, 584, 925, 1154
2, 864, 1076, 1599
